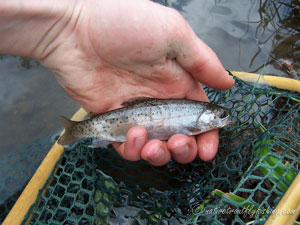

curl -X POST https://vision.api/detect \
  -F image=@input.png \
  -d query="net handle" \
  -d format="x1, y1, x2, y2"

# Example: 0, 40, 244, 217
231, 71, 300, 93
265, 172, 300, 225
2, 108, 88, 225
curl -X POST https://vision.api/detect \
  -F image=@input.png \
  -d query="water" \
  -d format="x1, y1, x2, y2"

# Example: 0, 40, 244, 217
0, 0, 299, 222
175, 0, 299, 77
0, 56, 79, 156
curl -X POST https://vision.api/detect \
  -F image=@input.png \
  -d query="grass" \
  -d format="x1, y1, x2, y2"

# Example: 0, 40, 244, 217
254, 138, 297, 192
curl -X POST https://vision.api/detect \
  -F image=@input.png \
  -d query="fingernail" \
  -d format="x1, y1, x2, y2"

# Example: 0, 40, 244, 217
148, 147, 165, 162
134, 136, 146, 150
173, 144, 189, 156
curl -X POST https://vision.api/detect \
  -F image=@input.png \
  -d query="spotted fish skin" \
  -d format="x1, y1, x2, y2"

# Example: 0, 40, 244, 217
58, 98, 231, 147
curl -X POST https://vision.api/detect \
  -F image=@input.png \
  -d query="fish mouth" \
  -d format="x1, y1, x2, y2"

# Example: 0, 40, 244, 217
224, 118, 233, 127
217, 109, 232, 127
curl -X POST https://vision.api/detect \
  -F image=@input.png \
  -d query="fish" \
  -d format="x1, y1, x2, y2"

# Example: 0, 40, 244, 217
57, 98, 231, 148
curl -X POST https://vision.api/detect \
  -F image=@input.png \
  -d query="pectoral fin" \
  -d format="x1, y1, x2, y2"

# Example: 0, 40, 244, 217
187, 128, 203, 136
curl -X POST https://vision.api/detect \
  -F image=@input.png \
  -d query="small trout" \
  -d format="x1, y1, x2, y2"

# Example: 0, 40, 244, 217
58, 98, 231, 147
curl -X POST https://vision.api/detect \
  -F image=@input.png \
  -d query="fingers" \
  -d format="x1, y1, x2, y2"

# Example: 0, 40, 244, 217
114, 128, 219, 165
196, 129, 219, 161
113, 126, 147, 161
167, 129, 219, 163
141, 140, 171, 166
114, 129, 216, 165
169, 11, 234, 90
113, 126, 171, 166
167, 134, 197, 163
179, 38, 234, 90
113, 126, 198, 166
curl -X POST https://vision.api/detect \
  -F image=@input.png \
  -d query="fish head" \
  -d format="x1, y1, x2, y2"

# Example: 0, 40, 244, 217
196, 105, 231, 132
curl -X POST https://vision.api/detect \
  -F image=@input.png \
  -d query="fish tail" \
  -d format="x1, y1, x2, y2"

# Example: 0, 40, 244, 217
58, 116, 80, 145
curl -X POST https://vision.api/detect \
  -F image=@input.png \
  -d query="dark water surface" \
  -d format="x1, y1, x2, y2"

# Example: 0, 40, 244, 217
0, 56, 78, 156
0, 0, 299, 218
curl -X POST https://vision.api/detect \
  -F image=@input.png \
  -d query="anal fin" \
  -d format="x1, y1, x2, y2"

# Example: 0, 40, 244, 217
88, 139, 112, 148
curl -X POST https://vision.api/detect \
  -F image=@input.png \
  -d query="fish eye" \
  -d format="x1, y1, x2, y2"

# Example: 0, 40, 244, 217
219, 110, 228, 119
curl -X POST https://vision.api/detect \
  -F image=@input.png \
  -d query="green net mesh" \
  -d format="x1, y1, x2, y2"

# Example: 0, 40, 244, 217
2, 75, 300, 224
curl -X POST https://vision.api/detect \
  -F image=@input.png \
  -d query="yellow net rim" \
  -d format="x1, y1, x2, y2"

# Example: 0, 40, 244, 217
231, 71, 300, 94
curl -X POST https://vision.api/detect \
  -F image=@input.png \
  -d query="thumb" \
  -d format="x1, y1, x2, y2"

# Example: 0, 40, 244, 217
170, 14, 234, 90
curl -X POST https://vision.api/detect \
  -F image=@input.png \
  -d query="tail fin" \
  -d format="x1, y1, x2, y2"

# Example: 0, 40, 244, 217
58, 116, 79, 145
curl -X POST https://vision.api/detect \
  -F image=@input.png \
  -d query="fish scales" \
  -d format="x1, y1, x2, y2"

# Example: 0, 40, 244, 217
58, 98, 231, 147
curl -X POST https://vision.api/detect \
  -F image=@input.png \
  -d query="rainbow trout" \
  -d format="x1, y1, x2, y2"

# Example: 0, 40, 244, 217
58, 98, 231, 147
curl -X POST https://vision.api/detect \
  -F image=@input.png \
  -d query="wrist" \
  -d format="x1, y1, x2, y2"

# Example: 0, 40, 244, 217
0, 0, 84, 59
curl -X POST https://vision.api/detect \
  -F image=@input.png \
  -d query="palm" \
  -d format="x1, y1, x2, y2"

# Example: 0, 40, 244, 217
40, 1, 205, 113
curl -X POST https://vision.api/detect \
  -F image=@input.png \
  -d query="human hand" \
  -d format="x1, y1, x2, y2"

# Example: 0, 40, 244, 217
1, 0, 234, 165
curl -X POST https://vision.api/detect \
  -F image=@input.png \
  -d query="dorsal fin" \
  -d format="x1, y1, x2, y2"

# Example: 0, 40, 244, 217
121, 97, 155, 107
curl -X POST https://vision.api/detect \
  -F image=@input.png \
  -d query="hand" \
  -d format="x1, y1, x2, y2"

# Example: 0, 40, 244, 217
14, 0, 235, 165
